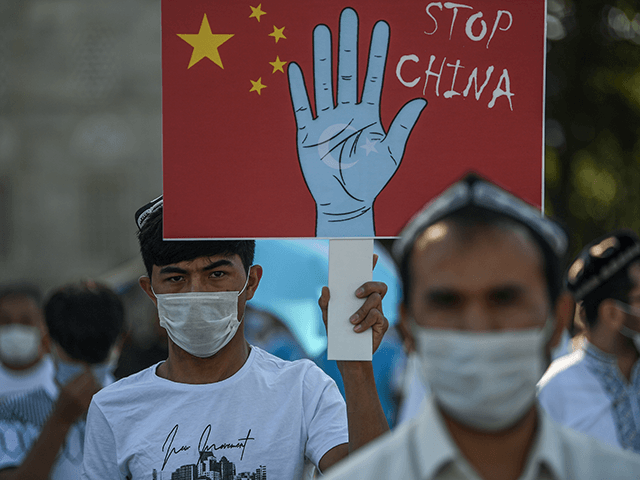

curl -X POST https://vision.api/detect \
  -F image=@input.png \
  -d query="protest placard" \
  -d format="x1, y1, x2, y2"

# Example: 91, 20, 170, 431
162, 0, 545, 239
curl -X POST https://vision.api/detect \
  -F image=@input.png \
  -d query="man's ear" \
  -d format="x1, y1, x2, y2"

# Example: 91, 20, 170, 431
550, 292, 573, 349
398, 303, 416, 354
598, 298, 626, 329
139, 276, 157, 306
245, 265, 263, 301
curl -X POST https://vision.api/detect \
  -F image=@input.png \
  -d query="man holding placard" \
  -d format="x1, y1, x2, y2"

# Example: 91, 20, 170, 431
323, 174, 640, 479
80, 197, 390, 479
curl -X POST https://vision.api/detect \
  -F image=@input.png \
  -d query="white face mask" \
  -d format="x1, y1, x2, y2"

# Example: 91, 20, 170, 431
0, 324, 41, 367
614, 301, 640, 350
153, 269, 251, 358
413, 319, 552, 431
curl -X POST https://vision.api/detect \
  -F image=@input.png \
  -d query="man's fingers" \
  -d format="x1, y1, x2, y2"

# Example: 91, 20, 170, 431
352, 307, 386, 333
350, 290, 383, 327
361, 21, 390, 108
288, 62, 314, 130
313, 25, 334, 115
373, 253, 379, 270
319, 286, 330, 327
337, 8, 358, 106
355, 281, 388, 300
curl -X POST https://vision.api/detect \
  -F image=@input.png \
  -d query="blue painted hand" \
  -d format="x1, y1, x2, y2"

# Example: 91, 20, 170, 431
288, 8, 427, 237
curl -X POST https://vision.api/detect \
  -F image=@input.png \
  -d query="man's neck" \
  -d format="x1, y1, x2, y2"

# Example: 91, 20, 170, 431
442, 406, 538, 480
589, 330, 639, 382
157, 334, 250, 384
616, 345, 639, 382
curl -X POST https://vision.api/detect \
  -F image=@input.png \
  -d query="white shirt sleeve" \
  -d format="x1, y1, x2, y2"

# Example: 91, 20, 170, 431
301, 364, 349, 468
81, 399, 126, 480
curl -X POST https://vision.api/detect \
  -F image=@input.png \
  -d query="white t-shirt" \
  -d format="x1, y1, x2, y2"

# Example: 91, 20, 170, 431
0, 355, 55, 402
81, 346, 348, 480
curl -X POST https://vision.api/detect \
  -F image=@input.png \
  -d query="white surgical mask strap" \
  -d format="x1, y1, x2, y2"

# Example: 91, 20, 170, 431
614, 300, 640, 317
541, 314, 556, 343
613, 301, 640, 339
238, 265, 252, 297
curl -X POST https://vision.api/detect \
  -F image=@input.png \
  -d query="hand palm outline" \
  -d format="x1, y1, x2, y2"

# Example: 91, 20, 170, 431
288, 8, 427, 236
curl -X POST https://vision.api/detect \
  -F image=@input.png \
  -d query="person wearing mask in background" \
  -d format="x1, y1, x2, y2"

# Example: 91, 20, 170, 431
323, 173, 640, 479
0, 285, 54, 402
0, 281, 125, 479
538, 230, 640, 453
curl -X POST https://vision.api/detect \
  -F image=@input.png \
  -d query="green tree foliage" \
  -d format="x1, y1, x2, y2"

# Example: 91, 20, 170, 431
546, 0, 640, 257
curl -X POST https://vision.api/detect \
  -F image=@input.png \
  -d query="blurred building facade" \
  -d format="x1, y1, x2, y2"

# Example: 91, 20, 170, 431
0, 0, 162, 289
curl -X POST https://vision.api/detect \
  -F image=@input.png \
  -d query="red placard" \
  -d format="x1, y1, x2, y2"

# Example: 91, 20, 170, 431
162, 0, 545, 239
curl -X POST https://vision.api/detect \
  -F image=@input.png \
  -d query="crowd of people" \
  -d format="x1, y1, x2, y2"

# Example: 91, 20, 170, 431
0, 172, 639, 479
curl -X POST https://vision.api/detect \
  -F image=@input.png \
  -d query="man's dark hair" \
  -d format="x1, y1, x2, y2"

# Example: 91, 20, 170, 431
580, 267, 634, 329
137, 206, 255, 278
45, 281, 125, 364
0, 284, 43, 308
565, 230, 640, 329
398, 206, 565, 308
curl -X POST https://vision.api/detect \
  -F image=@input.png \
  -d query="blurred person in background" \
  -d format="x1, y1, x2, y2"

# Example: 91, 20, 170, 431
0, 285, 54, 401
538, 230, 640, 453
0, 281, 125, 479
324, 174, 640, 479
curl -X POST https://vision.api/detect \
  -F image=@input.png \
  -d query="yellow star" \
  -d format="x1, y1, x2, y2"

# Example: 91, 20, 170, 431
269, 25, 286, 43
177, 14, 234, 69
249, 4, 266, 22
269, 56, 287, 74
250, 77, 267, 95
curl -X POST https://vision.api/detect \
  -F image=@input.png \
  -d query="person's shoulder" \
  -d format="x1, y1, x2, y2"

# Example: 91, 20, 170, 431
553, 420, 640, 477
538, 348, 586, 391
251, 345, 318, 374
92, 362, 161, 404
250, 346, 335, 390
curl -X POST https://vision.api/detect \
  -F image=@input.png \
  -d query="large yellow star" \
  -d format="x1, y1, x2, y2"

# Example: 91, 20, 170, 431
177, 14, 234, 69
250, 77, 267, 95
249, 4, 266, 22
269, 56, 287, 74
269, 25, 286, 43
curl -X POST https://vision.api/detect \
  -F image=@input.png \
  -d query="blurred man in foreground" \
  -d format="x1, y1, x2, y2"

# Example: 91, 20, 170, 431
0, 281, 125, 479
0, 285, 54, 401
538, 230, 640, 452
324, 173, 640, 479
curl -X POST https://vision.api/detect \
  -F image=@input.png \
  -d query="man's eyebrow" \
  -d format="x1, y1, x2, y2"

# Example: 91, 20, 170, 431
202, 259, 234, 271
425, 287, 460, 301
159, 266, 188, 275
489, 284, 525, 294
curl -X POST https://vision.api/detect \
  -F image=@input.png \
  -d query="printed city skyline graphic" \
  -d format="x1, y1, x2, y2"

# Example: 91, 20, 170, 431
151, 452, 266, 480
